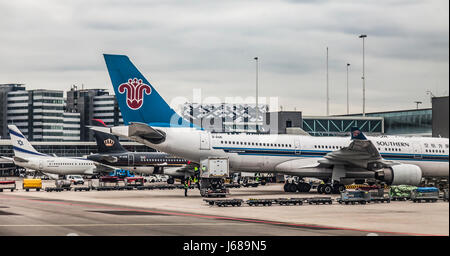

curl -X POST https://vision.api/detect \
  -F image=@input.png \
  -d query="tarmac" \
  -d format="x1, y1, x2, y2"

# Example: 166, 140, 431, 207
0, 179, 448, 236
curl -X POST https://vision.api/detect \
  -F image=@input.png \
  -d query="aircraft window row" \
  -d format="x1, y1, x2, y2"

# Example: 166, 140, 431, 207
382, 148, 402, 152
426, 149, 446, 154
220, 141, 292, 148
49, 162, 93, 166
314, 145, 344, 150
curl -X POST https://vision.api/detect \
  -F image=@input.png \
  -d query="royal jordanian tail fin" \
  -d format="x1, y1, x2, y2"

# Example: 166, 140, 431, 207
8, 125, 48, 158
91, 119, 128, 154
103, 54, 193, 128
350, 127, 367, 140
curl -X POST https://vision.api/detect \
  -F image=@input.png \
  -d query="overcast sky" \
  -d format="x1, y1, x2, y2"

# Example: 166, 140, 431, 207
0, 0, 448, 116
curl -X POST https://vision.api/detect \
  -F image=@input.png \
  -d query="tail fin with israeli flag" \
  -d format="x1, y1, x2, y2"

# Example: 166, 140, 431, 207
8, 125, 48, 159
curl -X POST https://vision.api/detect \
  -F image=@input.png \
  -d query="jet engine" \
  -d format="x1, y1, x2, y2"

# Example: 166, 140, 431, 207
375, 164, 422, 186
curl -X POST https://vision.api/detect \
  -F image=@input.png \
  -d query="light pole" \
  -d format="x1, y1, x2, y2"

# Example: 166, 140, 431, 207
414, 101, 422, 109
359, 34, 367, 116
326, 47, 329, 116
254, 57, 259, 133
346, 63, 350, 115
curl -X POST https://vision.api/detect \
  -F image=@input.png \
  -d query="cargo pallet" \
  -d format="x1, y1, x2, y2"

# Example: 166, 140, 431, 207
0, 180, 16, 192
204, 199, 243, 207
307, 197, 333, 205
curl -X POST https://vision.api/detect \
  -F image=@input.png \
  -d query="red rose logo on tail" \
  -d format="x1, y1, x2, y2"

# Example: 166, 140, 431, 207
118, 78, 152, 110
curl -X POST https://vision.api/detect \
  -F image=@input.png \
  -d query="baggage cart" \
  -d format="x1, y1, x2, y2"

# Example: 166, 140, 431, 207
246, 199, 276, 206
204, 199, 243, 207
307, 197, 333, 205
366, 188, 391, 203
275, 198, 304, 206
336, 190, 370, 205
0, 180, 16, 192
389, 185, 416, 201
411, 187, 439, 203
124, 177, 144, 188
22, 179, 42, 192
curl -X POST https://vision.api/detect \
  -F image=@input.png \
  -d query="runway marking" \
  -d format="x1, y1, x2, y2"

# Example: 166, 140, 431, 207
0, 194, 444, 236
0, 223, 255, 227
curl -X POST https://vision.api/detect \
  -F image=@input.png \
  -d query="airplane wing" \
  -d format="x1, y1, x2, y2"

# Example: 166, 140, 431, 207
89, 122, 165, 146
98, 155, 119, 163
318, 139, 397, 170
93, 162, 117, 173
13, 156, 29, 163
2, 156, 29, 163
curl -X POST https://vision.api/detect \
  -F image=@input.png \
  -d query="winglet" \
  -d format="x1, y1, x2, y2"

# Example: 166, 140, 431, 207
350, 127, 367, 140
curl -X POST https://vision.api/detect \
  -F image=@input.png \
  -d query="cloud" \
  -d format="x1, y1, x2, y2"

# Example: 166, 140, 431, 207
0, 0, 447, 116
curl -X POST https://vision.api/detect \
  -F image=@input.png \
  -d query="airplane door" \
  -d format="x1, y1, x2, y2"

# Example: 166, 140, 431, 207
200, 133, 211, 150
294, 137, 301, 155
39, 160, 44, 171
128, 154, 134, 166
412, 143, 422, 159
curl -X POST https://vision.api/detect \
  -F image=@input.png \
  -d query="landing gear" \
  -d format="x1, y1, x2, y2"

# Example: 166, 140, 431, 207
297, 182, 311, 192
284, 181, 311, 193
332, 184, 346, 194
167, 178, 174, 184
318, 183, 346, 194
323, 184, 333, 194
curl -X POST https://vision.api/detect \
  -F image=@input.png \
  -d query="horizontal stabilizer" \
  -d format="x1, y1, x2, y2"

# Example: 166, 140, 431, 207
129, 122, 166, 143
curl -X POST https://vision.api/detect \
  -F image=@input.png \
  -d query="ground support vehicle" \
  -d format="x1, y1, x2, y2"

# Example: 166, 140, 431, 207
306, 197, 333, 205
275, 198, 304, 206
199, 157, 229, 198
389, 185, 417, 201
336, 190, 370, 205
0, 180, 16, 192
246, 199, 276, 206
443, 189, 449, 202
204, 199, 243, 207
22, 179, 42, 192
411, 187, 439, 203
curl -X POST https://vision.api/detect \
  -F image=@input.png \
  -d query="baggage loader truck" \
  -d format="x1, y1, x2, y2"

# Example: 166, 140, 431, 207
199, 157, 230, 197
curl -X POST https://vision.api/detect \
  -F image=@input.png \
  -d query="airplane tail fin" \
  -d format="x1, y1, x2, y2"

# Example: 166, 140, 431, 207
350, 127, 367, 140
8, 125, 47, 158
92, 119, 128, 154
103, 54, 193, 128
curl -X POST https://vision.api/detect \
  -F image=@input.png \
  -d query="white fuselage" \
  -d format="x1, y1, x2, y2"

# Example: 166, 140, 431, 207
119, 127, 449, 179
15, 156, 97, 175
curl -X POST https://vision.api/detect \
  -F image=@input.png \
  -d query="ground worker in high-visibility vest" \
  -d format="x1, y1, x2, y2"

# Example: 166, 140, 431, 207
184, 178, 190, 197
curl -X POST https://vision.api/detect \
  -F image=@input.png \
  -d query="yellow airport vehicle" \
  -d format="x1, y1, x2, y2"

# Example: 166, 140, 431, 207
22, 179, 42, 192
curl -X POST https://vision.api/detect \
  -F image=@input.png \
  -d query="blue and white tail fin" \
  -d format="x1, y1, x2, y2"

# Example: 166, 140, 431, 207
103, 54, 194, 128
350, 127, 367, 140
8, 125, 47, 158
